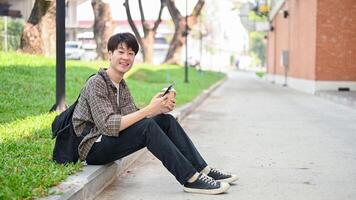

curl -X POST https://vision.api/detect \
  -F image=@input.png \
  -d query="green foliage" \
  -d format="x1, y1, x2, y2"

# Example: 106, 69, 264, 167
248, 10, 268, 22
230, 54, 236, 66
127, 65, 225, 108
0, 52, 225, 199
256, 71, 265, 78
249, 31, 266, 67
0, 17, 25, 51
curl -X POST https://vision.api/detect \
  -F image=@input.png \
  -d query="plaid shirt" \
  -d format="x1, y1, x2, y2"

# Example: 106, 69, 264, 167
72, 69, 138, 161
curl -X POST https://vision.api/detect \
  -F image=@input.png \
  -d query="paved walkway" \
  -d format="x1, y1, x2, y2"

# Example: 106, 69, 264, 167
316, 91, 356, 110
96, 70, 356, 200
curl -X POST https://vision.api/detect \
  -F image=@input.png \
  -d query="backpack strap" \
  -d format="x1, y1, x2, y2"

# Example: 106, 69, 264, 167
75, 73, 98, 102
76, 72, 105, 137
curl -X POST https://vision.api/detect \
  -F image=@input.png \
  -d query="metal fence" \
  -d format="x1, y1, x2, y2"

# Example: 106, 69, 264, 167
0, 16, 24, 52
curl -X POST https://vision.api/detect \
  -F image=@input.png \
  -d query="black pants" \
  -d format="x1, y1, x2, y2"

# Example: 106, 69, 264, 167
85, 114, 208, 185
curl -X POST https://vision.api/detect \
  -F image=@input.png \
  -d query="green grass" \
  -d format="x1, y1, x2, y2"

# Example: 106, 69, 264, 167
0, 52, 225, 199
255, 71, 265, 78
127, 66, 225, 108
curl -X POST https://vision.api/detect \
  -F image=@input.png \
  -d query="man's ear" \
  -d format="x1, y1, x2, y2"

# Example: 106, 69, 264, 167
108, 51, 113, 61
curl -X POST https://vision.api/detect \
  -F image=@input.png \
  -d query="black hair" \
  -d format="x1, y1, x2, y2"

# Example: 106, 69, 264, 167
107, 32, 139, 54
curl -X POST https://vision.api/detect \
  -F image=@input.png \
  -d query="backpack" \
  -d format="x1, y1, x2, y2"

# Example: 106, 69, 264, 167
51, 73, 99, 164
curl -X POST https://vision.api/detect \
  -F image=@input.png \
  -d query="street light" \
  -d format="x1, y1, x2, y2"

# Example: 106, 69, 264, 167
199, 14, 202, 73
184, 0, 189, 83
51, 0, 66, 112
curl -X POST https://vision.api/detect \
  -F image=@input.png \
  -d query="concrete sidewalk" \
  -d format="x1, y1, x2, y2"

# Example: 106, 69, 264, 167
316, 91, 356, 110
96, 70, 356, 200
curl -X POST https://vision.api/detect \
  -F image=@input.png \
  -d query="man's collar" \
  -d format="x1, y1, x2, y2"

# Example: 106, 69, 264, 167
98, 68, 127, 89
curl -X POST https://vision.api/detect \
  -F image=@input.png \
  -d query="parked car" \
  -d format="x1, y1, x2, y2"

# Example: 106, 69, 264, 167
81, 43, 98, 61
65, 41, 85, 60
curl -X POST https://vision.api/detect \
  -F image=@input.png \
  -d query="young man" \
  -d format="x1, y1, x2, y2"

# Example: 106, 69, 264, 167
72, 32, 237, 195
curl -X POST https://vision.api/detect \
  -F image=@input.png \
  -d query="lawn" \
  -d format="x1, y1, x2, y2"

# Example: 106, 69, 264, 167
0, 52, 225, 199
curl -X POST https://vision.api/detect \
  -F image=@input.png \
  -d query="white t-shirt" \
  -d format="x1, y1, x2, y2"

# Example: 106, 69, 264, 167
111, 80, 120, 107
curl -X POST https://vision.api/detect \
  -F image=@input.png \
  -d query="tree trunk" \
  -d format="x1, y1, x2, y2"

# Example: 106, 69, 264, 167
20, 0, 56, 56
123, 0, 164, 64
164, 20, 186, 64
92, 0, 114, 60
141, 30, 156, 64
164, 0, 204, 64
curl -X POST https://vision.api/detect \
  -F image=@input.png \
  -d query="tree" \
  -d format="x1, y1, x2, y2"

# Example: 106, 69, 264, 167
249, 31, 266, 67
247, 8, 268, 67
164, 0, 204, 64
20, 0, 56, 56
92, 0, 114, 60
0, 17, 24, 51
123, 0, 165, 64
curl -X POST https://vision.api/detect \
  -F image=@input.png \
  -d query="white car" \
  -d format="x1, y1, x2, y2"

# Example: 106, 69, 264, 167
65, 41, 85, 60
82, 43, 98, 61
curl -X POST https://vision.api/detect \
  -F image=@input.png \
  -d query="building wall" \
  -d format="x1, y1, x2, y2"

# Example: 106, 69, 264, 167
288, 0, 317, 80
267, 0, 318, 80
315, 0, 356, 81
273, 7, 289, 76
0, 0, 35, 19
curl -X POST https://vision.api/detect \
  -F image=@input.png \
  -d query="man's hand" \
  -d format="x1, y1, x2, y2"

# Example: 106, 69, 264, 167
120, 92, 169, 131
145, 92, 169, 117
162, 95, 176, 113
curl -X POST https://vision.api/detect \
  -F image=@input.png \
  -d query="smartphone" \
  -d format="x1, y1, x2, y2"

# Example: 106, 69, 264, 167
162, 84, 173, 96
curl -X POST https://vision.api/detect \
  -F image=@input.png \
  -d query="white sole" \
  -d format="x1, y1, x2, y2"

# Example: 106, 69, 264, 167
183, 182, 230, 195
217, 175, 238, 183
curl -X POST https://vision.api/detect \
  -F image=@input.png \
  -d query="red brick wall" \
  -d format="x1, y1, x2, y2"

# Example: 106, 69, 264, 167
315, 0, 356, 81
274, 8, 289, 76
288, 0, 317, 80
267, 0, 318, 80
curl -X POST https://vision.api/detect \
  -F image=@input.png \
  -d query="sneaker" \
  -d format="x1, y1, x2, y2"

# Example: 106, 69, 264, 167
207, 168, 238, 183
183, 173, 230, 195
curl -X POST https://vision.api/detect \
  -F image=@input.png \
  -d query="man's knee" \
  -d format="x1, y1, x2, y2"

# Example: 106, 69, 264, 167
141, 118, 156, 127
165, 113, 176, 122
155, 113, 176, 124
143, 118, 168, 132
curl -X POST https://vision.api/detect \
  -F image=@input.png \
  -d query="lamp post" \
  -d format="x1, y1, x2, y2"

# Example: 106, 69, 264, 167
4, 16, 8, 52
184, 0, 189, 83
51, 0, 66, 112
199, 14, 202, 73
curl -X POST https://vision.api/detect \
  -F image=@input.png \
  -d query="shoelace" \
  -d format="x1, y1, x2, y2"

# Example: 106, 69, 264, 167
211, 168, 229, 176
199, 174, 217, 186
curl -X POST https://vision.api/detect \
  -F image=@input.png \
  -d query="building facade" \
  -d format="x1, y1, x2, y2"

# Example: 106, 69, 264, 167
266, 0, 356, 93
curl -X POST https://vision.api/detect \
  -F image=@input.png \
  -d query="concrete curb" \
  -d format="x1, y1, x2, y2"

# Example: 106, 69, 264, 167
170, 77, 227, 121
41, 77, 227, 200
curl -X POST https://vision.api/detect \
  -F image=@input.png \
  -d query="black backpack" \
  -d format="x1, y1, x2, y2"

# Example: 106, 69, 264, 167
51, 73, 99, 164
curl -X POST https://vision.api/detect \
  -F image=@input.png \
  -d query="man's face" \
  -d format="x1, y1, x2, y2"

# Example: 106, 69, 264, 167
108, 43, 135, 74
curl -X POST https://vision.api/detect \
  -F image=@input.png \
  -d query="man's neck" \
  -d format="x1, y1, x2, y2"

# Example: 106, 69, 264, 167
107, 67, 123, 84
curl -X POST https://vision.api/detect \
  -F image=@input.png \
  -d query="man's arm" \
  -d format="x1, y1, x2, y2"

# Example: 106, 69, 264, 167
86, 77, 123, 137
86, 77, 174, 134
119, 92, 170, 131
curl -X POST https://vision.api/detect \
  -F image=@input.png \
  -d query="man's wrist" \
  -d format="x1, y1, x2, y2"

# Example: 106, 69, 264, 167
140, 106, 151, 118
